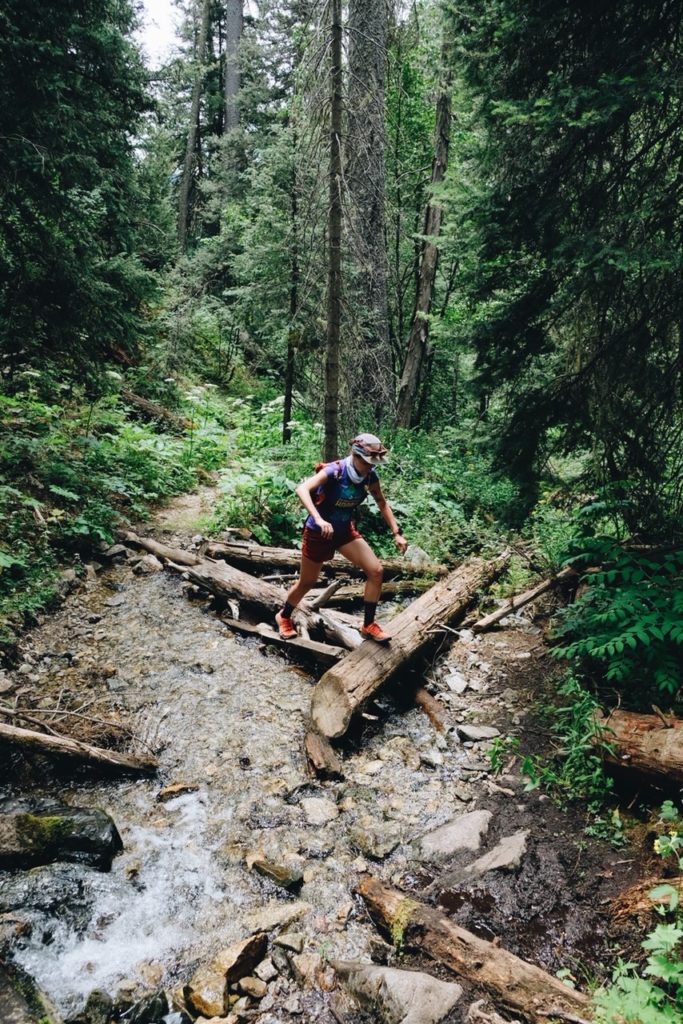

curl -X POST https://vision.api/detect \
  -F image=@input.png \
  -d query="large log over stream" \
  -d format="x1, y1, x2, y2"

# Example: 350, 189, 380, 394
311, 553, 509, 738
596, 709, 683, 785
358, 876, 591, 1024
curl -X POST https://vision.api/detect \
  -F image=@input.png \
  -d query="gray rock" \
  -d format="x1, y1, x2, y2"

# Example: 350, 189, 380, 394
349, 824, 401, 860
420, 810, 492, 859
242, 900, 310, 935
254, 959, 278, 983
252, 858, 304, 891
300, 797, 338, 824
444, 671, 469, 694
456, 725, 501, 742
334, 960, 462, 1024
463, 830, 529, 878
132, 554, 163, 575
273, 931, 305, 954
236, 976, 267, 999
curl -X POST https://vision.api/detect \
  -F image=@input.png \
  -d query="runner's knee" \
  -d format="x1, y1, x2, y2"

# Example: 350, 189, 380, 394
365, 561, 383, 586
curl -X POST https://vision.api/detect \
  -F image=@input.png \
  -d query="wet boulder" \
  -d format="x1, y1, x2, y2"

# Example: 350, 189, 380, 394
0, 804, 123, 871
0, 961, 62, 1024
333, 961, 462, 1024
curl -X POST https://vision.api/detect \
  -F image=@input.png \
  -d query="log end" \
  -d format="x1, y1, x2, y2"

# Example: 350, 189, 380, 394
311, 675, 353, 739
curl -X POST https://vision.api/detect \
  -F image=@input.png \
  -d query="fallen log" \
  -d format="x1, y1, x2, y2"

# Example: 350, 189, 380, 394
221, 616, 346, 666
595, 708, 683, 785
121, 389, 191, 431
308, 578, 435, 608
357, 876, 591, 1024
120, 531, 200, 567
170, 557, 360, 651
311, 553, 509, 738
0, 721, 158, 774
472, 567, 575, 633
204, 539, 446, 580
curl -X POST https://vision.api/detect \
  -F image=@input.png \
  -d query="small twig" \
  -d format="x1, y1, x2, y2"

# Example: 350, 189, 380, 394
651, 704, 673, 728
537, 1011, 591, 1024
425, 622, 461, 637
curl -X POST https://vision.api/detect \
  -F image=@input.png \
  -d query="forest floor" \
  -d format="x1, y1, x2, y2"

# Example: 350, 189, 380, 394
0, 487, 661, 1024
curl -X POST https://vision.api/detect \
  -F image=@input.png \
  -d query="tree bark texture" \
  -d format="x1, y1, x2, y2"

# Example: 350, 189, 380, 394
346, 0, 393, 419
0, 722, 158, 775
311, 553, 509, 738
203, 539, 446, 580
224, 0, 242, 133
357, 877, 591, 1024
596, 709, 683, 784
324, 0, 343, 461
169, 556, 361, 651
178, 0, 211, 251
396, 57, 452, 427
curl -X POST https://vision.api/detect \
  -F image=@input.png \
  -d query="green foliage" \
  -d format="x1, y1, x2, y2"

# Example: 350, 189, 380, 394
447, 0, 683, 533
487, 734, 520, 775
0, 377, 230, 645
593, 803, 683, 1023
0, 0, 155, 377
552, 536, 683, 699
520, 673, 614, 810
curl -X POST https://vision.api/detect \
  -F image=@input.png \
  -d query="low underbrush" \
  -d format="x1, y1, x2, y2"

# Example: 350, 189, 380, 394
0, 372, 231, 652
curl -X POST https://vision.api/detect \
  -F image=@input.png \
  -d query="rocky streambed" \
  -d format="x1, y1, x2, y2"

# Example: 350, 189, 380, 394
0, 492, 644, 1024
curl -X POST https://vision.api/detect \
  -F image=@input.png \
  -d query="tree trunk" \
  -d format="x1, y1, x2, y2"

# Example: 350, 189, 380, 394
203, 539, 446, 579
324, 0, 343, 461
595, 709, 683, 784
0, 722, 158, 775
283, 121, 299, 444
178, 0, 211, 251
346, 0, 393, 419
357, 877, 591, 1024
119, 531, 200, 566
396, 54, 451, 427
311, 553, 509, 738
224, 0, 242, 133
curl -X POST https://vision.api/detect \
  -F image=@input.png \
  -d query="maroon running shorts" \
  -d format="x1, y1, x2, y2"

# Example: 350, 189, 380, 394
302, 523, 361, 563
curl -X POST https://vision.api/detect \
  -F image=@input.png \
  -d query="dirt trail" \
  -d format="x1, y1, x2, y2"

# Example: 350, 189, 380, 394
0, 490, 650, 1022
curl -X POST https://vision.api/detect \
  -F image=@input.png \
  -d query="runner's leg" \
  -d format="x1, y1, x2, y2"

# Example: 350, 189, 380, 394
337, 537, 383, 603
284, 554, 324, 608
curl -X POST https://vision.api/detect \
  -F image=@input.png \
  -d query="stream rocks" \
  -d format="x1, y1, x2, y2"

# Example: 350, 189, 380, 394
0, 803, 122, 870
333, 960, 463, 1024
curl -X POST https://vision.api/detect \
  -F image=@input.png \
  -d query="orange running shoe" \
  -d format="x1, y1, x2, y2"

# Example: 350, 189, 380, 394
360, 621, 390, 644
275, 610, 298, 640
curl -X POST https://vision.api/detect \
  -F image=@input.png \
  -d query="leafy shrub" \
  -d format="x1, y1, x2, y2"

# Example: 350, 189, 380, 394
553, 537, 683, 699
593, 802, 683, 1023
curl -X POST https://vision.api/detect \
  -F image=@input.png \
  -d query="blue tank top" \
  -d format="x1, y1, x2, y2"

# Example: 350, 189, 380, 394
305, 458, 379, 533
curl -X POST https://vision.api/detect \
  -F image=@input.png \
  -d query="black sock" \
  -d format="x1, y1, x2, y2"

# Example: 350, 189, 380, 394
282, 601, 295, 618
364, 602, 377, 627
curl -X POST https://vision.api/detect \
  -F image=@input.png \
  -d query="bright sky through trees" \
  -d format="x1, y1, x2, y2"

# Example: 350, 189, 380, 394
136, 0, 179, 67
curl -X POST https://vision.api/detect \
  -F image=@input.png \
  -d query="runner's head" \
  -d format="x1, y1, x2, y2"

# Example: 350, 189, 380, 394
350, 433, 388, 467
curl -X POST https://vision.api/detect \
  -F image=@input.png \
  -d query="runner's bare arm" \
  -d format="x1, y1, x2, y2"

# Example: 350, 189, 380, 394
296, 469, 334, 537
367, 481, 408, 554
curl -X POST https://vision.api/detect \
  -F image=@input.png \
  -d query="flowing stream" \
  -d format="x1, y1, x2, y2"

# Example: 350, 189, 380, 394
1, 555, 472, 1016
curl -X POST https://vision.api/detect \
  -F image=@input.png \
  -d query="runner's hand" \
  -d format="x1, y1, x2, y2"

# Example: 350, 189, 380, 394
394, 533, 409, 555
316, 518, 334, 538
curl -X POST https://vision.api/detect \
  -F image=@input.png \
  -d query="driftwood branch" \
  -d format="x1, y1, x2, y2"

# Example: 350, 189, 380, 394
357, 876, 591, 1024
0, 721, 158, 774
